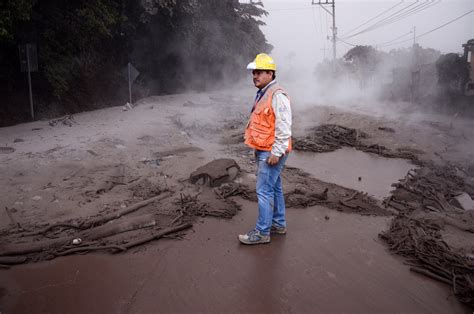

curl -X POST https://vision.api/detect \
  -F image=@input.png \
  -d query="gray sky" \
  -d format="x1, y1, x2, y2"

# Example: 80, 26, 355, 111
254, 0, 473, 72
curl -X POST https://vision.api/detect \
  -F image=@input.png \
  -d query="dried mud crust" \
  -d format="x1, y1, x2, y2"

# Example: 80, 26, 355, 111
380, 164, 474, 307
293, 124, 420, 162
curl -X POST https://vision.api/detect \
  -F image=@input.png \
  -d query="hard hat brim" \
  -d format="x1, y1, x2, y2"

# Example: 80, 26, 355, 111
246, 62, 257, 70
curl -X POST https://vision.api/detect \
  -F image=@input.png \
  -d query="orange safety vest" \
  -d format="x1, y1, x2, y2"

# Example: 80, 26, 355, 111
244, 84, 292, 153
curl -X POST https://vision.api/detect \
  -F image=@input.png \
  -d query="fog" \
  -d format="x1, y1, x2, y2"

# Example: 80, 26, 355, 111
250, 0, 473, 113
261, 0, 472, 68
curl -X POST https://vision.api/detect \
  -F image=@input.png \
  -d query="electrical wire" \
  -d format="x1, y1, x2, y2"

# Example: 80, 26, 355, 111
341, 0, 404, 37
311, 6, 319, 42
324, 4, 330, 40
345, 0, 440, 39
343, 0, 440, 39
379, 10, 474, 48
318, 5, 324, 44
337, 30, 413, 49
343, 1, 420, 38
377, 30, 413, 46
265, 7, 312, 12
362, 0, 440, 34
339, 41, 353, 51
336, 36, 358, 47
318, 4, 327, 59
339, 9, 472, 49
311, 5, 322, 59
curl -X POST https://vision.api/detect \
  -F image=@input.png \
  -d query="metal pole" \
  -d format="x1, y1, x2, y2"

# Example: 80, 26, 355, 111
26, 44, 34, 120
312, 1, 337, 60
332, 0, 337, 60
128, 63, 132, 104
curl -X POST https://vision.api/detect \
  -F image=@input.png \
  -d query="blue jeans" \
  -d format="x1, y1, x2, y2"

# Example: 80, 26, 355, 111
255, 150, 289, 235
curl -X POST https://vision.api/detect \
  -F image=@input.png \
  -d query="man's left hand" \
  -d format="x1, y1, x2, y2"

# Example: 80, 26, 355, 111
267, 154, 280, 166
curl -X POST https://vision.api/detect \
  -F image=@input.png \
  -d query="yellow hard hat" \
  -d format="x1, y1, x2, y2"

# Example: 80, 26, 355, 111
246, 53, 276, 71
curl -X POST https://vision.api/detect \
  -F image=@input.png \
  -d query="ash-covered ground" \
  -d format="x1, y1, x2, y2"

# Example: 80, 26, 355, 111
1, 88, 473, 313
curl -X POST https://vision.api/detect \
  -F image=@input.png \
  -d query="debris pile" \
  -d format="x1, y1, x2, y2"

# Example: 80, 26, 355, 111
0, 191, 193, 266
294, 124, 419, 161
385, 166, 474, 213
381, 165, 474, 306
214, 182, 256, 201
214, 167, 391, 216
190, 158, 240, 187
282, 167, 390, 215
171, 192, 240, 222
294, 124, 363, 153
284, 187, 328, 208
0, 147, 15, 154
48, 114, 77, 127
0, 159, 245, 266
380, 215, 474, 307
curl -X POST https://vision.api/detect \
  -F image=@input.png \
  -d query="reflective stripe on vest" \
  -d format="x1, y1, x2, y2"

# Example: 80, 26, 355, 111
244, 84, 292, 152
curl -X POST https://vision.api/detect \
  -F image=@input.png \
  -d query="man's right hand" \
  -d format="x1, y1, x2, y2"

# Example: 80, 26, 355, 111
267, 154, 280, 166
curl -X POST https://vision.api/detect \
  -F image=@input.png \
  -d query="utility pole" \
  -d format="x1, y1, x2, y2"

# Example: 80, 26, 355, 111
312, 0, 337, 60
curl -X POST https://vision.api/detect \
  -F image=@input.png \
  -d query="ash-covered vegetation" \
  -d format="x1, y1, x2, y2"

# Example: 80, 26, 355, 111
0, 0, 271, 126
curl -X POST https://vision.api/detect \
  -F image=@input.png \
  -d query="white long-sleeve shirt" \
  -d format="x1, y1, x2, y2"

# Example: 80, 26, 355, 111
255, 80, 292, 157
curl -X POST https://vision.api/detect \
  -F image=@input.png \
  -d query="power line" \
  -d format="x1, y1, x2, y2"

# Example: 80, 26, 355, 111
312, 0, 337, 60
336, 36, 358, 47
325, 4, 329, 40
339, 41, 353, 51
374, 1, 432, 25
377, 30, 413, 46
336, 9, 471, 50
265, 7, 312, 12
318, 4, 327, 59
346, 1, 440, 39
311, 0, 337, 60
336, 29, 413, 49
379, 10, 474, 48
341, 0, 404, 37
311, 5, 329, 62
311, 5, 320, 54
343, 0, 440, 39
344, 1, 420, 38
417, 10, 473, 38
311, 6, 319, 36
363, 0, 440, 34
318, 5, 324, 44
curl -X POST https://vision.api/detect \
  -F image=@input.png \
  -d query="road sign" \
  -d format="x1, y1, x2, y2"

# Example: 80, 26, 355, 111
128, 62, 140, 83
19, 44, 38, 72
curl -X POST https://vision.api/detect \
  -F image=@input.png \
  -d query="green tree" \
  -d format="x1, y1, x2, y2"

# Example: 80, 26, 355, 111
0, 0, 35, 42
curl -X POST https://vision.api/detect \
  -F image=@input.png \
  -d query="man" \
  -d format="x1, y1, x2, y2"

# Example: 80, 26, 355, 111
238, 53, 292, 245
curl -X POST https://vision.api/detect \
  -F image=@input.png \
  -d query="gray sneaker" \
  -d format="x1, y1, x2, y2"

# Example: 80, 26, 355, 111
270, 225, 287, 235
238, 229, 270, 245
